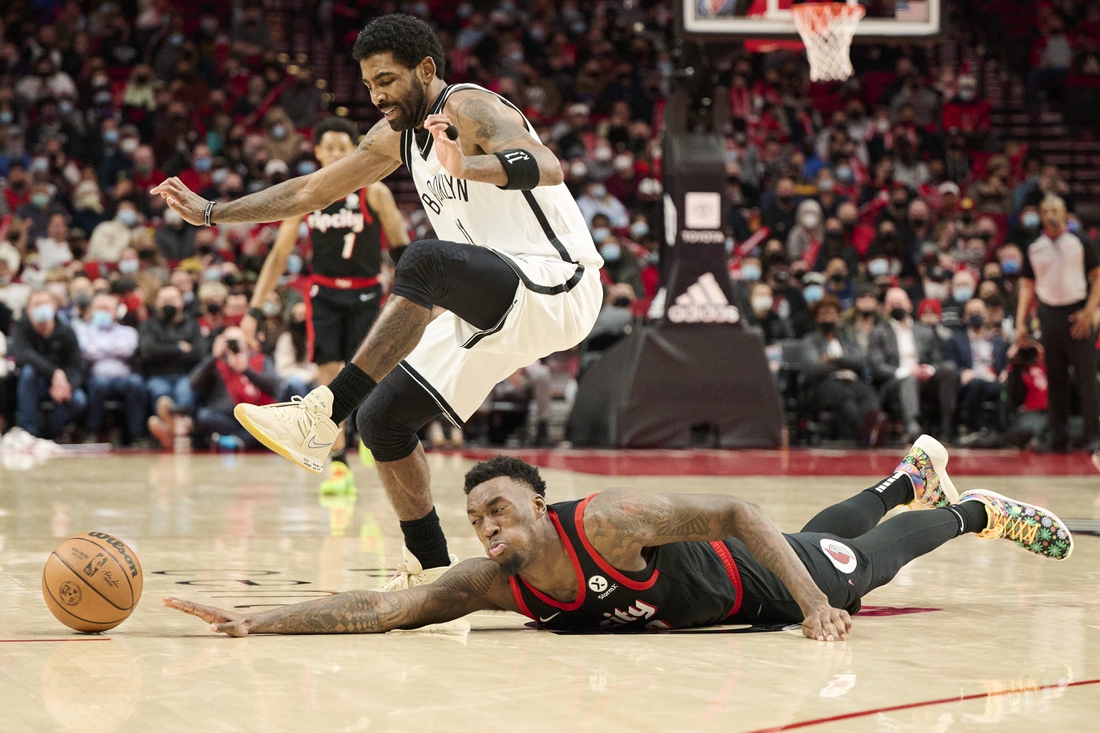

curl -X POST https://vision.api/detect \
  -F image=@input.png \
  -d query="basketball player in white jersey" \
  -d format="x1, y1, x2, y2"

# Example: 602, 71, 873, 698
151, 14, 603, 590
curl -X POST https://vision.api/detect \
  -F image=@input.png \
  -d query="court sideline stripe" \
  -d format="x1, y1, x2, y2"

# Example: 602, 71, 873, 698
0, 633, 110, 638
739, 677, 1100, 733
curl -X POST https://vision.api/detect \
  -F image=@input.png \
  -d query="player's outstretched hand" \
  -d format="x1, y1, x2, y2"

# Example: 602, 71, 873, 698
164, 596, 253, 637
801, 604, 851, 642
150, 178, 209, 226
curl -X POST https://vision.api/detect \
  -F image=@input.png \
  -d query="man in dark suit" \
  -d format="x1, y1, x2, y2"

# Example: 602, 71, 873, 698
944, 298, 1009, 435
799, 296, 883, 443
870, 288, 959, 441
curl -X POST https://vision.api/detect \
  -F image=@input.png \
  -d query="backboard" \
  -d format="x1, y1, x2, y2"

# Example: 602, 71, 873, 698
682, 0, 942, 40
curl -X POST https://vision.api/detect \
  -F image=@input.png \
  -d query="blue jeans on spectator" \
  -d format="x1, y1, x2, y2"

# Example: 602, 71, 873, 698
16, 365, 88, 439
194, 407, 259, 449
146, 374, 194, 412
86, 374, 148, 443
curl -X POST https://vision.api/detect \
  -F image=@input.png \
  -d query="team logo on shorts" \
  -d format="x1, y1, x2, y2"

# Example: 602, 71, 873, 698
588, 575, 609, 592
819, 539, 858, 574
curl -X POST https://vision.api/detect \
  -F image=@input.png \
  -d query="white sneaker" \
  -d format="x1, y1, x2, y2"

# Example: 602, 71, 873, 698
375, 545, 459, 592
234, 386, 340, 473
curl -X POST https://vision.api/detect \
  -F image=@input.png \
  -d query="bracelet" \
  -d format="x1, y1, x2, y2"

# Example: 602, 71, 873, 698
248, 307, 265, 322
204, 200, 216, 227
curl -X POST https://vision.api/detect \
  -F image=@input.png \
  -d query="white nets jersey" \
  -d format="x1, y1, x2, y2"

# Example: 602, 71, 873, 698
394, 83, 603, 422
400, 83, 603, 274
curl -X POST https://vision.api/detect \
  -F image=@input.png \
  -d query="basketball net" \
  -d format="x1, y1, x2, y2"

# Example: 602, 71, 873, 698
791, 1, 866, 82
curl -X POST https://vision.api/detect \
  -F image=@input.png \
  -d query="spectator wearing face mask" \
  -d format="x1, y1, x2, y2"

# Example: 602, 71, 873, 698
801, 272, 827, 309
87, 200, 141, 263
178, 143, 215, 195
941, 75, 992, 143
1009, 207, 1042, 248
577, 181, 630, 229
822, 258, 854, 310
596, 232, 645, 299
17, 184, 68, 241
762, 177, 800, 245
767, 262, 813, 338
865, 221, 915, 281
786, 199, 824, 263
814, 218, 860, 276
73, 293, 146, 445
836, 202, 875, 258
10, 289, 86, 440
944, 298, 1008, 438
840, 289, 882, 358
941, 269, 976, 331
262, 108, 303, 164
869, 287, 959, 442
140, 285, 202, 449
799, 296, 883, 443
96, 119, 132, 193
196, 281, 229, 340
747, 282, 794, 345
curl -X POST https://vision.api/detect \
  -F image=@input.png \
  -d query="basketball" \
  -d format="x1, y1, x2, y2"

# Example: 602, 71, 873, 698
41, 532, 144, 633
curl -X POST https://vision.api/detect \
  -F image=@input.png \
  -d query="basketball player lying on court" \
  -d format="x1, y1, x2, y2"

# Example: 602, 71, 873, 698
165, 437, 1073, 641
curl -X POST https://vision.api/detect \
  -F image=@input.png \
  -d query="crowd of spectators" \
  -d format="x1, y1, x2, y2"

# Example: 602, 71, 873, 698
0, 1, 1096, 452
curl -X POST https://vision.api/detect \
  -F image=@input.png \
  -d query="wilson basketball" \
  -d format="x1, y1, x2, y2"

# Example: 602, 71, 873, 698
42, 532, 143, 633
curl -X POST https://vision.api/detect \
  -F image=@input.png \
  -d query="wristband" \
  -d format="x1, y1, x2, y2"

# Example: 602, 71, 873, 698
204, 200, 216, 227
248, 307, 264, 322
494, 149, 540, 191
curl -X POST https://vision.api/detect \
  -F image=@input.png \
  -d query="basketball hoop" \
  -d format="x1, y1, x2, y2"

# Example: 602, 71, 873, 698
791, 1, 866, 82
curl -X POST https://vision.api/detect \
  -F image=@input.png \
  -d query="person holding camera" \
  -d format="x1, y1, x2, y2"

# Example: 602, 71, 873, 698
188, 326, 307, 449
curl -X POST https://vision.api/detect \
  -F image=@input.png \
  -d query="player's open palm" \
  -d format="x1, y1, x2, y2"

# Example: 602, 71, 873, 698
163, 596, 252, 637
801, 604, 851, 642
150, 178, 209, 226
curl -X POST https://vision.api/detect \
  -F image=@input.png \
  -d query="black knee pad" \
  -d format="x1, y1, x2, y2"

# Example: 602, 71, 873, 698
355, 368, 445, 463
392, 239, 466, 311
357, 404, 421, 463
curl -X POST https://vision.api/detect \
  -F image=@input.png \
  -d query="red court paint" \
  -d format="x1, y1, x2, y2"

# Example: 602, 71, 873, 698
0, 637, 112, 643
458, 448, 1097, 477
857, 606, 940, 617
740, 677, 1100, 733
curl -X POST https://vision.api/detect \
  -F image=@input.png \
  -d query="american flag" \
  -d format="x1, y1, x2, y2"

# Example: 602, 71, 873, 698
895, 0, 928, 22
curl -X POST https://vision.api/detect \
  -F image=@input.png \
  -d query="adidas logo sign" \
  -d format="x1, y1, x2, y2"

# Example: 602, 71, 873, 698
667, 273, 740, 324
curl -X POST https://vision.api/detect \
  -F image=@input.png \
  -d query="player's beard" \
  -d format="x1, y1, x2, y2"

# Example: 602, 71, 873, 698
388, 80, 429, 132
498, 549, 528, 577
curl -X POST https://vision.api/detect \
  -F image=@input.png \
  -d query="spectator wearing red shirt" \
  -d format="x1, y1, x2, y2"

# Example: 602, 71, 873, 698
131, 145, 166, 193
178, 144, 214, 197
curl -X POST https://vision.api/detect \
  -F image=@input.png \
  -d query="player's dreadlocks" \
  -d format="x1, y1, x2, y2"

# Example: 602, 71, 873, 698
464, 456, 547, 497
352, 14, 446, 78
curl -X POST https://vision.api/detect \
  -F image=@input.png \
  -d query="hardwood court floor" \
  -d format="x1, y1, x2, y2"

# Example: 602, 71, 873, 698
1, 449, 1098, 733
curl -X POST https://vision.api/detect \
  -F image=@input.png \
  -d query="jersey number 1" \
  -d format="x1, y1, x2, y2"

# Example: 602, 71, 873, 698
341, 232, 356, 259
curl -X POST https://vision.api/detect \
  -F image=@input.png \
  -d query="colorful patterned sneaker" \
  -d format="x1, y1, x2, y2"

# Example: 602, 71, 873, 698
374, 545, 459, 592
896, 434, 960, 510
958, 489, 1074, 561
319, 460, 356, 495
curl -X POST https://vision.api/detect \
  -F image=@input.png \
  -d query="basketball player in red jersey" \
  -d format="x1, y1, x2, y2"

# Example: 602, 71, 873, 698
166, 437, 1071, 639
240, 117, 410, 493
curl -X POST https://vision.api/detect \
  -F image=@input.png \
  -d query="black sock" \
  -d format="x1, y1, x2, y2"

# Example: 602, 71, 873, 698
864, 471, 916, 513
329, 364, 377, 424
331, 449, 348, 465
948, 500, 989, 536
400, 507, 451, 569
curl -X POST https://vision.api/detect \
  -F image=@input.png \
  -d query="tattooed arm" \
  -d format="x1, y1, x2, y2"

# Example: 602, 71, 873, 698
422, 91, 563, 187
151, 119, 403, 227
163, 558, 517, 637
584, 490, 851, 641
